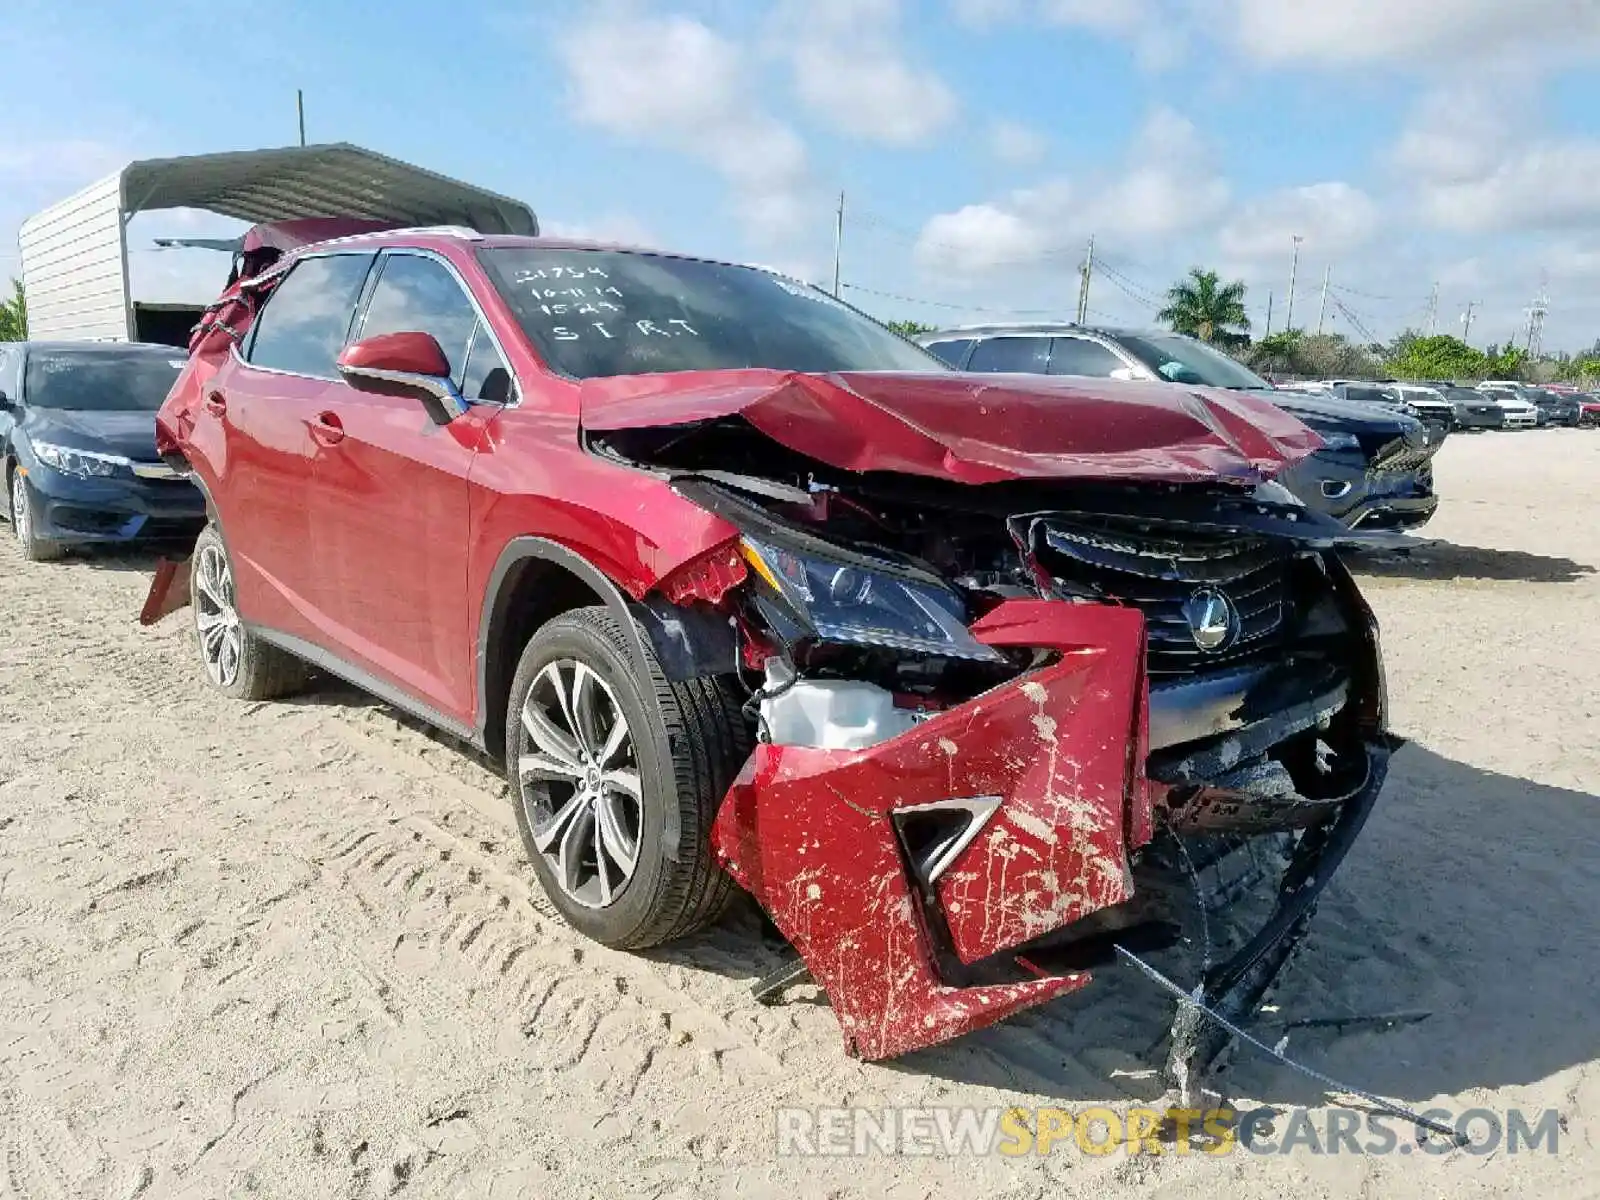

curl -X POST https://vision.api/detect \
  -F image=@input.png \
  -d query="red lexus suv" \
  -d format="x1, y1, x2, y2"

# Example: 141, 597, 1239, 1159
148, 226, 1396, 1079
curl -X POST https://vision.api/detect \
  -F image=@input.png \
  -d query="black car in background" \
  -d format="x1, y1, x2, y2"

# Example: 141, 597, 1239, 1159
916, 324, 1440, 531
0, 342, 204, 561
1437, 384, 1507, 430
1523, 387, 1583, 427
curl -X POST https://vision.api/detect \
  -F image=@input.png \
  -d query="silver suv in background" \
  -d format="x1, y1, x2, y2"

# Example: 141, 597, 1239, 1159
916, 324, 1441, 532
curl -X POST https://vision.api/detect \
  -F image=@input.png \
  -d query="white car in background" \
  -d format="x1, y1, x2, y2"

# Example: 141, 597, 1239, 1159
1475, 384, 1539, 428
1385, 383, 1459, 434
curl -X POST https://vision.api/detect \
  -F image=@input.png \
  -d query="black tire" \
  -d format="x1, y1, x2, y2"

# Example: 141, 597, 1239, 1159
8, 467, 65, 562
189, 523, 309, 700
505, 605, 750, 949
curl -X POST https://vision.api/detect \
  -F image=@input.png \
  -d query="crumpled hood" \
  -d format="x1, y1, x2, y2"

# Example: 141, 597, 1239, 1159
21, 409, 161, 461
580, 369, 1323, 485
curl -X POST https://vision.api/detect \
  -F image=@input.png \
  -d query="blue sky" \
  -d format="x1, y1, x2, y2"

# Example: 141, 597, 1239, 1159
4, 0, 1600, 351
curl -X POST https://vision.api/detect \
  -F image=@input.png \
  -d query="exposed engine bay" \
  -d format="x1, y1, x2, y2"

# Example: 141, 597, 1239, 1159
595, 412, 1395, 1086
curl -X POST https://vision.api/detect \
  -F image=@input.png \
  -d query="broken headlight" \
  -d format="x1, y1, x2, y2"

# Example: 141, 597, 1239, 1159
739, 534, 1005, 663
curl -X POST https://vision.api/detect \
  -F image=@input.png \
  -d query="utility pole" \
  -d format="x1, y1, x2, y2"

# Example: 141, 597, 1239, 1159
1317, 264, 1331, 335
296, 89, 306, 146
831, 191, 844, 298
1284, 236, 1303, 330
1426, 282, 1439, 336
1263, 291, 1273, 338
1461, 300, 1479, 343
1075, 235, 1095, 324
1525, 277, 1550, 358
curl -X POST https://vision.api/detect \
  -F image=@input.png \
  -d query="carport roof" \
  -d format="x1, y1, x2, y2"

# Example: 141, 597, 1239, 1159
115, 143, 538, 235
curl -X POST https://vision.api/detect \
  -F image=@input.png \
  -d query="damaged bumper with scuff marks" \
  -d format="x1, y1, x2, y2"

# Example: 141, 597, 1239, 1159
668, 467, 1396, 1076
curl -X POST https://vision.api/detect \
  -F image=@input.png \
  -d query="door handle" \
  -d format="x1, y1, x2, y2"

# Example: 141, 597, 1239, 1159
204, 391, 227, 415
310, 411, 345, 445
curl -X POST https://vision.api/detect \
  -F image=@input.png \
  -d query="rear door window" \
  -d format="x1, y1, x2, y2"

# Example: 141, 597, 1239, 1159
922, 338, 973, 368
357, 254, 482, 387
246, 254, 376, 378
966, 336, 1051, 374
1047, 337, 1126, 378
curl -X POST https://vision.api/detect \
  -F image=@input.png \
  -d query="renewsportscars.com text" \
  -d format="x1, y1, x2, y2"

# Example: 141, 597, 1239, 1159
775, 1105, 1563, 1158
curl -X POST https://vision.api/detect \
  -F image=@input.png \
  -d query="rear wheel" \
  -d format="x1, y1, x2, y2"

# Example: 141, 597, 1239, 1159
9, 469, 65, 562
190, 524, 308, 700
506, 606, 749, 949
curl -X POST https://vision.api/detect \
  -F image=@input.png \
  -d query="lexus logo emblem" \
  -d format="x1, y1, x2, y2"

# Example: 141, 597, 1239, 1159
1181, 587, 1239, 652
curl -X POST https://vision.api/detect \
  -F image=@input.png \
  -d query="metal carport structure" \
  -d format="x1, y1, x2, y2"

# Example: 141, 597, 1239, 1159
19, 144, 539, 342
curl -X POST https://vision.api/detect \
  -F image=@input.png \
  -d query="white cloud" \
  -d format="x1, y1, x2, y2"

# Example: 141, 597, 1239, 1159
951, 0, 1185, 68
554, 7, 813, 242
1230, 0, 1600, 64
1218, 182, 1381, 261
989, 120, 1048, 165
1393, 80, 1600, 233
956, 0, 1600, 67
776, 0, 959, 146
1391, 83, 1520, 185
915, 107, 1229, 274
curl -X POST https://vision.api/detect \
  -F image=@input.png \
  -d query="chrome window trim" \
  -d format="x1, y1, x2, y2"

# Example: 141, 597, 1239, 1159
233, 245, 518, 406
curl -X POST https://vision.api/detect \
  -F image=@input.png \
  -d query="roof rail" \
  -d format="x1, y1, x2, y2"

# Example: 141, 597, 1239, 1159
384, 225, 485, 240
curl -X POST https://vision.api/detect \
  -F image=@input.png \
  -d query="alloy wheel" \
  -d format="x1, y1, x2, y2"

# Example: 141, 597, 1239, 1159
518, 659, 642, 909
194, 543, 242, 687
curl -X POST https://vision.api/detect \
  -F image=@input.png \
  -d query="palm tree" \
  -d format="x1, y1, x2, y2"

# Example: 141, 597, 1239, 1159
1158, 268, 1250, 349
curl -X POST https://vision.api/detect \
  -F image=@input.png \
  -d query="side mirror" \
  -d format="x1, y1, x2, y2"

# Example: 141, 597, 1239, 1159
337, 332, 468, 425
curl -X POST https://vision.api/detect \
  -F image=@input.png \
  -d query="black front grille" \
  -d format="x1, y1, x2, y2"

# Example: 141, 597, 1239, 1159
1037, 519, 1292, 677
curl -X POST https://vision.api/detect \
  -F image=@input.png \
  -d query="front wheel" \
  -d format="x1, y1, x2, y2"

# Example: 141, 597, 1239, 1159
506, 606, 750, 950
9, 469, 65, 562
189, 524, 308, 700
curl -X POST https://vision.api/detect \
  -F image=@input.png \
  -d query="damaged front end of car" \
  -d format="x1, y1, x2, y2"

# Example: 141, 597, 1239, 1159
593, 370, 1398, 1086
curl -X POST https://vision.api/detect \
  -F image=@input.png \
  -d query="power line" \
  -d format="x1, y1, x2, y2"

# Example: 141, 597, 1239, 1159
839, 281, 1068, 316
1093, 257, 1164, 308
1328, 281, 1400, 302
1096, 267, 1160, 312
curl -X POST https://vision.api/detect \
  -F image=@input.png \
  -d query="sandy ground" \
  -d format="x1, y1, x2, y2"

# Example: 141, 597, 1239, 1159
1, 429, 1598, 1199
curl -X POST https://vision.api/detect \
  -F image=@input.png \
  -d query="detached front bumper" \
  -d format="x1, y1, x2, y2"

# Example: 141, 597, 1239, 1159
714, 595, 1388, 1068
713, 601, 1151, 1060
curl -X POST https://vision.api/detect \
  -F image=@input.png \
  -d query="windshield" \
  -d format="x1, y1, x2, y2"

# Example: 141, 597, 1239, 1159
1110, 332, 1271, 390
1343, 385, 1397, 406
23, 349, 184, 412
478, 248, 943, 378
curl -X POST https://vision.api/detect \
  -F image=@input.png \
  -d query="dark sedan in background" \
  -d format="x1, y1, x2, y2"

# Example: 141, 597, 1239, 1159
0, 342, 204, 561
1524, 387, 1583, 427
916, 323, 1440, 530
1439, 384, 1507, 430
